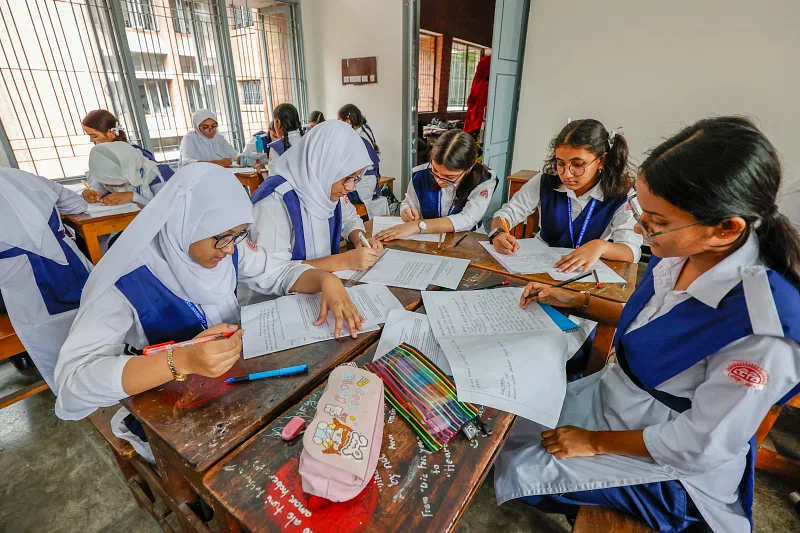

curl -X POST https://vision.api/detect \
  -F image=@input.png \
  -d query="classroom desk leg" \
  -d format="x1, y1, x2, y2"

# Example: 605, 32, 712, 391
586, 324, 617, 376
81, 225, 104, 264
150, 445, 210, 533
212, 501, 242, 533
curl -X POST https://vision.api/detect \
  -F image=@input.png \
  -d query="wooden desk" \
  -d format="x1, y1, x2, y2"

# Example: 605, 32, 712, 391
62, 207, 141, 264
204, 342, 517, 533
120, 287, 423, 531
506, 169, 540, 238
236, 172, 264, 197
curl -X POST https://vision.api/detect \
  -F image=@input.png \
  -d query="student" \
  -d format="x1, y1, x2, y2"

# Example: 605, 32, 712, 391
490, 119, 642, 272
54, 164, 364, 456
83, 142, 168, 205
249, 120, 383, 276
309, 110, 325, 128
494, 117, 800, 533
82, 109, 174, 180
179, 109, 239, 167
0, 168, 92, 388
337, 104, 385, 217
375, 129, 497, 241
242, 104, 304, 176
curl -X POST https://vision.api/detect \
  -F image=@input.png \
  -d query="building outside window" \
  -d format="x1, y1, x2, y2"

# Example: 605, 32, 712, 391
447, 40, 486, 112
232, 5, 254, 29
122, 0, 158, 31
239, 80, 263, 106
418, 32, 439, 113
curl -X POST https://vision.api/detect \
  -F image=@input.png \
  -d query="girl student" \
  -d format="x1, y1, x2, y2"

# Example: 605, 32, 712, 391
374, 129, 497, 241
0, 168, 92, 388
242, 104, 305, 172
179, 109, 240, 168
249, 119, 383, 277
337, 103, 386, 217
490, 119, 643, 272
83, 142, 169, 206
495, 117, 800, 533
309, 110, 325, 128
54, 163, 364, 458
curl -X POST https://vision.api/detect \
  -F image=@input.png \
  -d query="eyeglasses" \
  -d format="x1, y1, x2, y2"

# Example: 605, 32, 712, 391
212, 228, 249, 250
430, 160, 473, 186
199, 123, 218, 133
627, 194, 703, 246
343, 175, 362, 189
552, 155, 601, 177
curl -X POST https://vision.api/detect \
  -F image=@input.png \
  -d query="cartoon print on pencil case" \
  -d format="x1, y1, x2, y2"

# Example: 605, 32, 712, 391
313, 420, 369, 460
357, 376, 369, 387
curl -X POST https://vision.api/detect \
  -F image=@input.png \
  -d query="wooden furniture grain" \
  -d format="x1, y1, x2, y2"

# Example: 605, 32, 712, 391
506, 169, 540, 238
62, 207, 141, 264
0, 312, 48, 409
235, 171, 264, 197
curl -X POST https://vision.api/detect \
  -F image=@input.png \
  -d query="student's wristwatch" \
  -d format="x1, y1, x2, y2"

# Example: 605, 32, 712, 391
418, 220, 428, 234
166, 346, 187, 382
488, 227, 506, 244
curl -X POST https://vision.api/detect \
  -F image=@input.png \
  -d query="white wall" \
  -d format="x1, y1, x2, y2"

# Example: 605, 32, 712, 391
512, 0, 800, 182
300, 0, 403, 181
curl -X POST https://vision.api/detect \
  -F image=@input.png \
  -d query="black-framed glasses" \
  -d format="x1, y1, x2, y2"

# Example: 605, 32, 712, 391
343, 175, 362, 189
430, 160, 473, 186
552, 155, 601, 177
199, 122, 219, 133
627, 194, 703, 246
212, 228, 249, 249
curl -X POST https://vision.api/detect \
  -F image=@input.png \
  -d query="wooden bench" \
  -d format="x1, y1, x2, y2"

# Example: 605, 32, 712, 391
0, 312, 49, 409
506, 170, 540, 238
355, 176, 395, 218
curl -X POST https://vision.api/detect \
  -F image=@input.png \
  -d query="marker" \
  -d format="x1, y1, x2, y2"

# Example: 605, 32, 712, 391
225, 364, 309, 383
143, 331, 236, 355
468, 280, 509, 291
452, 233, 468, 248
525, 270, 595, 301
593, 269, 602, 289
358, 231, 371, 249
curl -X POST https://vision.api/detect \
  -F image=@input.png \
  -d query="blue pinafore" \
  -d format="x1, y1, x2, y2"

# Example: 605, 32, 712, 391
411, 163, 496, 232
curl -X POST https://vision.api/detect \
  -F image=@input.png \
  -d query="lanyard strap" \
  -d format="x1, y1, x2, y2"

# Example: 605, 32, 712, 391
184, 300, 208, 329
437, 189, 457, 218
567, 197, 598, 248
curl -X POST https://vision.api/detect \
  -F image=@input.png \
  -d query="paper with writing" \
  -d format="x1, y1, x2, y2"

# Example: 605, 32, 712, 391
373, 309, 451, 375
358, 249, 469, 290
84, 202, 140, 217
372, 216, 442, 242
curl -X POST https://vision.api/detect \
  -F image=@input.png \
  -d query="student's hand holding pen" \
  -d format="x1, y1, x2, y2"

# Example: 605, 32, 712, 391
172, 323, 243, 378
520, 282, 584, 310
316, 275, 365, 339
492, 232, 520, 255
101, 191, 134, 205
82, 188, 103, 203
400, 206, 420, 222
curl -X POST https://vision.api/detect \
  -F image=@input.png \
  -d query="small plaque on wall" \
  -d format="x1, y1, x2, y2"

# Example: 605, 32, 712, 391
342, 56, 378, 85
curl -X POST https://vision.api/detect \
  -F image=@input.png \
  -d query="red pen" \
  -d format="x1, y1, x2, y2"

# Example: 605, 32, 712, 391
592, 269, 602, 289
143, 331, 236, 355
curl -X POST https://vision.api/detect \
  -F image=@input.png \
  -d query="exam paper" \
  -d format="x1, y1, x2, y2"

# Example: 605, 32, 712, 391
373, 309, 451, 375
276, 284, 403, 340
371, 216, 443, 242
358, 249, 469, 290
241, 300, 378, 359
84, 202, 140, 217
227, 166, 257, 174
479, 239, 625, 283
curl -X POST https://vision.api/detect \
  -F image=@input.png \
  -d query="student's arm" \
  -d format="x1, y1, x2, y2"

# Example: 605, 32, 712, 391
40, 176, 88, 214
236, 239, 315, 295
288, 270, 365, 339
519, 282, 622, 325
490, 173, 543, 254
399, 181, 421, 222
446, 178, 497, 232
82, 174, 109, 203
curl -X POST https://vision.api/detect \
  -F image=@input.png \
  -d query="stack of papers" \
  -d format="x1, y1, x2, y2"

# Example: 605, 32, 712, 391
373, 309, 451, 375
371, 216, 444, 243
355, 249, 470, 290
480, 238, 625, 283
241, 284, 404, 359
84, 203, 140, 217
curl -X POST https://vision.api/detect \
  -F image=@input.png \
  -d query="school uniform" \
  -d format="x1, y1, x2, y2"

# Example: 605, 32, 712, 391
132, 143, 175, 180
87, 141, 169, 205
264, 130, 303, 177
350, 125, 387, 218
400, 163, 498, 233
179, 109, 239, 167
0, 169, 92, 389
494, 235, 800, 533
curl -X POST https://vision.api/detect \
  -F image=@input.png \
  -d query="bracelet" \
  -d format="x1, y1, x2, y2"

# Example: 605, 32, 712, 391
578, 291, 591, 312
166, 346, 187, 382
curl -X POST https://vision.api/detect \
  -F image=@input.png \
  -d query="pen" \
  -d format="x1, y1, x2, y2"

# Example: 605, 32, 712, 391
452, 233, 468, 248
216, 152, 224, 159
525, 270, 595, 301
437, 232, 443, 250
358, 231, 371, 249
83, 181, 95, 193
593, 269, 602, 289
467, 280, 510, 291
143, 331, 236, 355
225, 364, 309, 383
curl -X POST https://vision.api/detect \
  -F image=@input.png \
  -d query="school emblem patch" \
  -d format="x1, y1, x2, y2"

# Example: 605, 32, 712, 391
245, 238, 258, 251
480, 189, 489, 199
724, 360, 769, 391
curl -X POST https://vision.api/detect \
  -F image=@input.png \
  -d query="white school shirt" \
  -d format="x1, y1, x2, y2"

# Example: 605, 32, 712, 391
494, 235, 800, 533
400, 164, 498, 233
178, 132, 239, 167
493, 171, 643, 262
265, 130, 303, 177
53, 241, 312, 422
85, 171, 166, 206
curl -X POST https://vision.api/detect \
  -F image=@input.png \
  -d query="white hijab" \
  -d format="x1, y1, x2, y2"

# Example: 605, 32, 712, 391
79, 163, 253, 319
0, 168, 66, 264
88, 142, 161, 200
180, 109, 236, 164
273, 120, 372, 259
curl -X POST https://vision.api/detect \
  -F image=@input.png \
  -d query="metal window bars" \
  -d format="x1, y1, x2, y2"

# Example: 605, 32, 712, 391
447, 40, 485, 112
418, 32, 438, 113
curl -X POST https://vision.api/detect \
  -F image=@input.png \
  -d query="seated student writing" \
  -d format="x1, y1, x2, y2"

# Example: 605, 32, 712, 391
55, 164, 363, 457
495, 117, 800, 533
490, 119, 642, 273
0, 169, 92, 388
179, 109, 240, 168
242, 104, 305, 177
375, 129, 497, 241
338, 104, 386, 218
83, 142, 168, 206
249, 120, 383, 276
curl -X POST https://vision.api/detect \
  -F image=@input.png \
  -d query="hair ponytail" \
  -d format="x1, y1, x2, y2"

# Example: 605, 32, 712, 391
82, 109, 129, 142
272, 103, 301, 150
755, 213, 800, 287
431, 129, 488, 208
338, 103, 380, 154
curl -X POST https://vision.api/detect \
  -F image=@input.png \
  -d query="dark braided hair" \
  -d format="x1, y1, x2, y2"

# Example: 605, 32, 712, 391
273, 103, 303, 150
338, 103, 380, 154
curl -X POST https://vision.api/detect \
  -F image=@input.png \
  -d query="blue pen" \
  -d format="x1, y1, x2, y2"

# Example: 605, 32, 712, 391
225, 364, 308, 383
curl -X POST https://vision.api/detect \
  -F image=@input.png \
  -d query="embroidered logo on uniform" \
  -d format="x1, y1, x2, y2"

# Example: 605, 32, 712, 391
245, 238, 258, 251
343, 195, 350, 205
724, 360, 769, 391
743, 266, 761, 276
480, 189, 489, 199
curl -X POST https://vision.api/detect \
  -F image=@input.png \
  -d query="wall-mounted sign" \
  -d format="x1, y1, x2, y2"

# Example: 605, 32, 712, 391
342, 56, 377, 85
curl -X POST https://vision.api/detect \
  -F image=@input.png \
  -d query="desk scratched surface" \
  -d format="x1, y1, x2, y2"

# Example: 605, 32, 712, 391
121, 287, 422, 473
203, 343, 516, 533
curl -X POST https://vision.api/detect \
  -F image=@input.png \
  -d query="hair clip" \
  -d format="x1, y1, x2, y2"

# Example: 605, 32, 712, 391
111, 122, 125, 135
608, 126, 625, 148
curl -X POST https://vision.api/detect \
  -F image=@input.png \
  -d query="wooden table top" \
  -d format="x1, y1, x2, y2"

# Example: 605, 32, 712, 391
62, 205, 142, 226
507, 169, 539, 182
121, 286, 423, 473
204, 342, 517, 533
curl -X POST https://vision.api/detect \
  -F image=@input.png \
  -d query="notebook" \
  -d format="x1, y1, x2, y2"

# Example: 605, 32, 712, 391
539, 304, 580, 333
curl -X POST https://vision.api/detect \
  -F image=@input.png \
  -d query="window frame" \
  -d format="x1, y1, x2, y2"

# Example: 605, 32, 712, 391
447, 39, 487, 112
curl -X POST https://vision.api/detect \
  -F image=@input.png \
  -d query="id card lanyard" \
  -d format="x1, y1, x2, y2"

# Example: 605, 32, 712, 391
437, 189, 458, 218
567, 197, 598, 248
184, 301, 208, 329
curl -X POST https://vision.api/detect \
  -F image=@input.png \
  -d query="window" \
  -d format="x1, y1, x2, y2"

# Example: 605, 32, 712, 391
418, 32, 439, 113
239, 80, 263, 105
171, 0, 192, 34
122, 0, 158, 31
131, 53, 166, 73
138, 81, 173, 115
447, 40, 485, 112
179, 55, 198, 74
232, 6, 254, 29
185, 80, 204, 113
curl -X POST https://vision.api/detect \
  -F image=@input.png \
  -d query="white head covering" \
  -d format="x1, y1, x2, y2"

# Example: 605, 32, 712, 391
273, 120, 372, 259
79, 163, 253, 317
88, 142, 161, 200
0, 168, 66, 264
180, 109, 237, 165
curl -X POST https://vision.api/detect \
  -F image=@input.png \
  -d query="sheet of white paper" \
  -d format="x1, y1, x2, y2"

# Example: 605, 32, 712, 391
373, 309, 451, 375
333, 269, 359, 280
276, 284, 404, 340
241, 300, 378, 359
437, 332, 568, 427
429, 256, 472, 290
371, 216, 443, 242
84, 203, 140, 217
358, 249, 469, 290
227, 166, 257, 174
479, 239, 625, 283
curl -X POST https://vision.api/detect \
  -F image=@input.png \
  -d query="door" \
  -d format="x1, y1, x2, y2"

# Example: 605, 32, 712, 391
483, 0, 530, 217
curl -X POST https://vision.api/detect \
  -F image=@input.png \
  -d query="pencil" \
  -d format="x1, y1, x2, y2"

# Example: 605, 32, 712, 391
82, 181, 95, 193
501, 218, 510, 234
593, 269, 602, 289
452, 233, 468, 248
525, 270, 595, 301
438, 232, 443, 250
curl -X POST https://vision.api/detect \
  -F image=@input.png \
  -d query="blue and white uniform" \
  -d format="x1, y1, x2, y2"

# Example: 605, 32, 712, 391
0, 169, 92, 389
86, 141, 168, 205
243, 130, 303, 177
494, 235, 800, 533
178, 109, 239, 167
400, 162, 498, 233
349, 125, 387, 218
